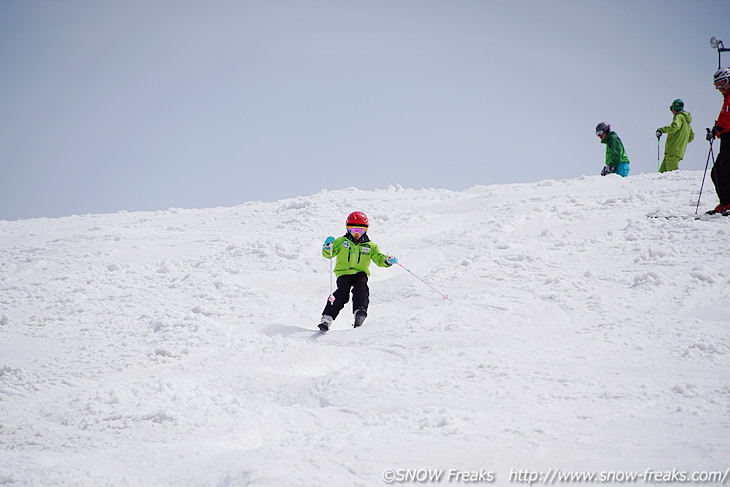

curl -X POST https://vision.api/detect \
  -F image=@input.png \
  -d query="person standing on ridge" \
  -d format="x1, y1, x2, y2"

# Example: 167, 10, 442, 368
318, 211, 397, 331
596, 122, 630, 177
656, 99, 695, 173
706, 67, 730, 215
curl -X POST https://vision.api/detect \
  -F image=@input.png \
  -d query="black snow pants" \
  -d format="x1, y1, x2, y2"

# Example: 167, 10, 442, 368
711, 133, 730, 205
322, 272, 369, 319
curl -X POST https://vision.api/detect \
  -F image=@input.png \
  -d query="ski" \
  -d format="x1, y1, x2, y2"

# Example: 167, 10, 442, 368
647, 211, 729, 220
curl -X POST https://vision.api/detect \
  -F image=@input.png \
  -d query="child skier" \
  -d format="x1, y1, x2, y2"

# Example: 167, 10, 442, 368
596, 122, 630, 177
318, 211, 397, 331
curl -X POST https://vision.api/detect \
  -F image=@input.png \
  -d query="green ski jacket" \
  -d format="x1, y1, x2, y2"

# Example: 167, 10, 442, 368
658, 111, 694, 159
322, 233, 392, 277
601, 131, 630, 167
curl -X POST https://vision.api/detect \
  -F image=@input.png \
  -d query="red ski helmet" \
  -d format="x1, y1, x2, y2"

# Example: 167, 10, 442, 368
346, 211, 369, 227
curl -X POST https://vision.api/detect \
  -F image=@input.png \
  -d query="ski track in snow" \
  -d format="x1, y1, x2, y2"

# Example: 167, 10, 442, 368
1, 171, 729, 486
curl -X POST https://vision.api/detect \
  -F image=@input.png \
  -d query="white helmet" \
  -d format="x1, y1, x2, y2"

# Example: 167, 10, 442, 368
714, 67, 730, 84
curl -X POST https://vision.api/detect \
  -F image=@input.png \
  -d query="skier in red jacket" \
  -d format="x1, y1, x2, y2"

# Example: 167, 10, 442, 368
707, 67, 730, 215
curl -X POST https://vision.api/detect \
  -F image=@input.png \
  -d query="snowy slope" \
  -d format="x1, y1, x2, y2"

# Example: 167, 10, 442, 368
1, 171, 729, 486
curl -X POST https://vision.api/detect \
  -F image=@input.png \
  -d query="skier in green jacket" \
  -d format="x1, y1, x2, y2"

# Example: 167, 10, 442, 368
318, 211, 397, 331
596, 122, 630, 177
656, 99, 695, 173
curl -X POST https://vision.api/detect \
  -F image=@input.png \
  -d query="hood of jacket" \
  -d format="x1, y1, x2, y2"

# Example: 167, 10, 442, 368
676, 111, 692, 123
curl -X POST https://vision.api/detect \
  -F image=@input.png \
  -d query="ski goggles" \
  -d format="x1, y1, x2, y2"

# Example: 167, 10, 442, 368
715, 78, 729, 88
347, 225, 368, 237
595, 129, 607, 136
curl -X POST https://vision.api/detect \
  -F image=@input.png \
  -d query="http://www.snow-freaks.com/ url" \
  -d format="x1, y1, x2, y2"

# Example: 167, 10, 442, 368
381, 467, 730, 484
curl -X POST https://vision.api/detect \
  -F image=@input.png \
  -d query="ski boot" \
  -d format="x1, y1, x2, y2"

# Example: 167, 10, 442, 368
707, 203, 730, 215
353, 309, 367, 328
318, 315, 333, 332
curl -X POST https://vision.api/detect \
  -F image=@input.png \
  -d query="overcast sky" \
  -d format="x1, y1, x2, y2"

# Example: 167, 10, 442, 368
2, 0, 729, 220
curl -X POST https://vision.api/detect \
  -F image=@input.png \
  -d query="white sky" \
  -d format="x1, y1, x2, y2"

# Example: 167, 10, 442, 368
2, 0, 729, 220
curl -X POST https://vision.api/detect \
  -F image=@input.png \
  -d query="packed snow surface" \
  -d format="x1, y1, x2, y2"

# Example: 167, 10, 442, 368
1, 171, 729, 486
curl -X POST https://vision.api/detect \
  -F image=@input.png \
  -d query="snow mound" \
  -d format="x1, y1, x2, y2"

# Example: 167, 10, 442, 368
1, 171, 728, 486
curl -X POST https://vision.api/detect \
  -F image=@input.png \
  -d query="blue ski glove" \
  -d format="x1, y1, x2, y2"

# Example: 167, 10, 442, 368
385, 255, 398, 266
656, 130, 662, 138
323, 236, 335, 251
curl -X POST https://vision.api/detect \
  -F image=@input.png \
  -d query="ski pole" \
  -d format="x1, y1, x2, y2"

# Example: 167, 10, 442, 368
657, 134, 661, 172
397, 262, 449, 300
695, 130, 716, 214
328, 247, 335, 303
323, 237, 335, 303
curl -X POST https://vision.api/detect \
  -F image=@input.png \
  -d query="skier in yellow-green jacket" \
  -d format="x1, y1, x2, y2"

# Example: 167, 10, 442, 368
318, 211, 397, 331
656, 99, 695, 173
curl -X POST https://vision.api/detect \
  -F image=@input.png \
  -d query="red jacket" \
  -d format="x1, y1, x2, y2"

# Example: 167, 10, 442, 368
717, 91, 730, 137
